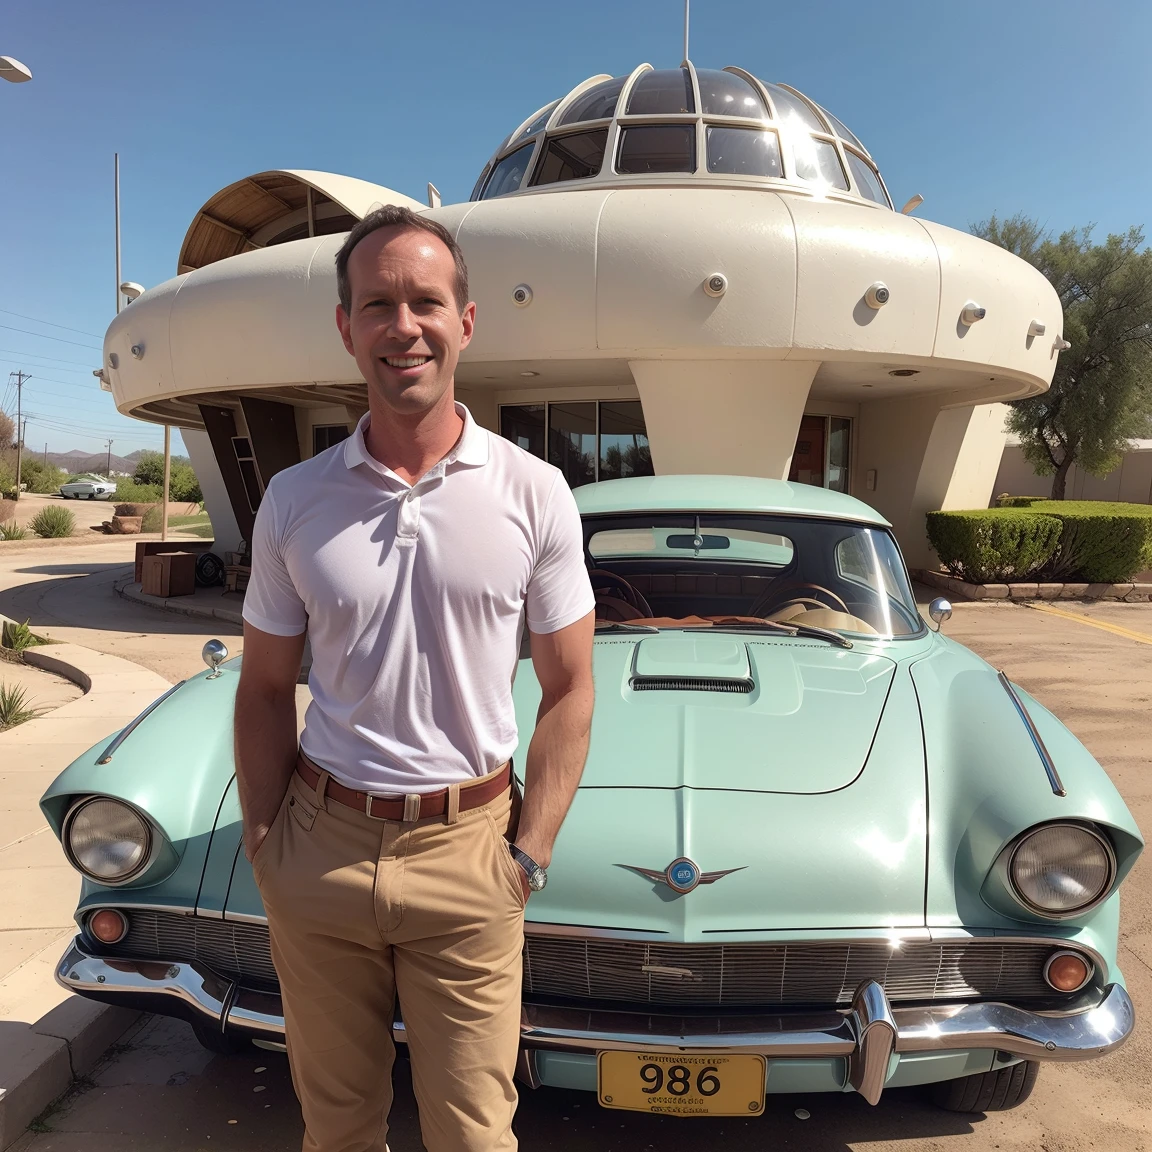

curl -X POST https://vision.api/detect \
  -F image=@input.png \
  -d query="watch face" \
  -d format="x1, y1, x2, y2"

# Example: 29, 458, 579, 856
529, 868, 547, 892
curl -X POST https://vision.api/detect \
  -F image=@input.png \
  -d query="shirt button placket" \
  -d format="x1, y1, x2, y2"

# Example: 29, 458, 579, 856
397, 488, 421, 545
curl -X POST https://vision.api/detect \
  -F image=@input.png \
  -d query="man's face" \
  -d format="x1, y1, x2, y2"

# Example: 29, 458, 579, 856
336, 226, 475, 417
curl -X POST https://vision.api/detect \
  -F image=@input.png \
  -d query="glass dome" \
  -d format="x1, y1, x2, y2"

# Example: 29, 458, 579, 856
470, 63, 889, 208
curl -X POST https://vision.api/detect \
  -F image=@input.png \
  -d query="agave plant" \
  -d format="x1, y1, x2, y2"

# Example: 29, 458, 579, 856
0, 683, 44, 729
2, 619, 41, 654
0, 520, 27, 541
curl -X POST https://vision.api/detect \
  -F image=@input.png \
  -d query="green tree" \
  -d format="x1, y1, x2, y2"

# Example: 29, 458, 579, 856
168, 462, 202, 503
18, 458, 65, 494
0, 410, 13, 453
132, 450, 166, 487
973, 214, 1152, 499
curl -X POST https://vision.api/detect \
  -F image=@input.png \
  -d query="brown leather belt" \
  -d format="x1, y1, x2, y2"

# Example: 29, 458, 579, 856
295, 753, 511, 822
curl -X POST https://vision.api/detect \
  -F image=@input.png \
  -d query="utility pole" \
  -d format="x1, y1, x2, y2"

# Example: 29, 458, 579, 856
161, 424, 171, 541
9, 370, 29, 499
105, 439, 113, 479
43, 442, 47, 466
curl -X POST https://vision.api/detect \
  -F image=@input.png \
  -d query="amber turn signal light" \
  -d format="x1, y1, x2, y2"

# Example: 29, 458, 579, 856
88, 909, 128, 944
1044, 950, 1092, 993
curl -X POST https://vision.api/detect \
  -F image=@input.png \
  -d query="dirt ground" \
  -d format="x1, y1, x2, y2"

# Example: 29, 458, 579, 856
7, 592, 1152, 1152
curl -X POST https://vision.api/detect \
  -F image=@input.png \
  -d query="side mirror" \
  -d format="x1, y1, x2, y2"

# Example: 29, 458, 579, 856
203, 639, 229, 678
928, 598, 953, 631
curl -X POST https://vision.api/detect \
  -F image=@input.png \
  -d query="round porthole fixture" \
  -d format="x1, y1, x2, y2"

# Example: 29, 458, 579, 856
960, 302, 987, 326
864, 282, 890, 309
511, 284, 533, 307
703, 273, 728, 298
888, 368, 919, 377
108, 353, 119, 369
130, 343, 145, 360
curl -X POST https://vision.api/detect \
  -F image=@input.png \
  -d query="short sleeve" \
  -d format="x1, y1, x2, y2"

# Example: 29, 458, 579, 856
525, 475, 595, 634
242, 484, 308, 637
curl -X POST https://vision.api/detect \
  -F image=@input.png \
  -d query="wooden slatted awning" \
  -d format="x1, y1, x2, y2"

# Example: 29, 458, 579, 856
177, 170, 424, 274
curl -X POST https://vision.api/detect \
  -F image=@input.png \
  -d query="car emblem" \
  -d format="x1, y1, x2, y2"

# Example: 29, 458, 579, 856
618, 856, 745, 894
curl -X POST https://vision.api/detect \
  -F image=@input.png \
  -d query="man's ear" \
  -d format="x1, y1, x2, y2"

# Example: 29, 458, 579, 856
336, 304, 355, 357
458, 301, 477, 352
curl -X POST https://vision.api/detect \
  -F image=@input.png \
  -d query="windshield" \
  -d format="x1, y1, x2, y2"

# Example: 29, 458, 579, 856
585, 513, 922, 638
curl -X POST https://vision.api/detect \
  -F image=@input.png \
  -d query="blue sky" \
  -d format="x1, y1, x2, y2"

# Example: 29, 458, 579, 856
3, 0, 1150, 456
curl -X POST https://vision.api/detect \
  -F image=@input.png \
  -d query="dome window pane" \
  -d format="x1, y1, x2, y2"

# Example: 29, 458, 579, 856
480, 143, 535, 199
845, 151, 889, 205
696, 69, 768, 119
469, 162, 492, 202
557, 76, 627, 126
531, 129, 609, 187
792, 136, 849, 190
617, 125, 697, 174
706, 126, 782, 177
512, 100, 561, 145
819, 106, 864, 151
764, 83, 827, 133
625, 68, 695, 115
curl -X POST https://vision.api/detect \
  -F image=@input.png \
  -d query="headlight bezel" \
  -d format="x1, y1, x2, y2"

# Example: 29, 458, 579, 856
1004, 821, 1117, 921
62, 795, 157, 886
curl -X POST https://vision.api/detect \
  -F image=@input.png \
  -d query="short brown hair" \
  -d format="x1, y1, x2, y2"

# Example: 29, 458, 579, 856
335, 205, 469, 313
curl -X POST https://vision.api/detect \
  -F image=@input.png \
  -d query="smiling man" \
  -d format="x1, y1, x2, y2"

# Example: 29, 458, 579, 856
234, 205, 595, 1152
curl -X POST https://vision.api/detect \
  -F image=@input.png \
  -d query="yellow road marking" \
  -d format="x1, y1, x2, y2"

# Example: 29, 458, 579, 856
1025, 601, 1152, 646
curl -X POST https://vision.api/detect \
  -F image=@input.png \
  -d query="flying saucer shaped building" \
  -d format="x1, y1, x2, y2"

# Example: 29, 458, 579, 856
101, 63, 1063, 564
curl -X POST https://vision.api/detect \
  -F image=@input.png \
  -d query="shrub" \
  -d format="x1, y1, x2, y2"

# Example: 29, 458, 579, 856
1024, 501, 1152, 583
995, 495, 1045, 508
2, 618, 41, 653
132, 450, 166, 487
141, 505, 164, 532
115, 479, 163, 503
169, 463, 202, 503
29, 505, 76, 538
0, 683, 44, 729
0, 521, 27, 541
19, 459, 66, 494
926, 510, 1063, 583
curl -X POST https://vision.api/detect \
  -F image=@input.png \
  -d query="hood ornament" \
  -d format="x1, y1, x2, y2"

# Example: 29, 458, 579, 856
619, 856, 745, 894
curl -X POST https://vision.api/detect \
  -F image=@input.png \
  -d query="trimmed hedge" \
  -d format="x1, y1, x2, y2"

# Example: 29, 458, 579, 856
927, 510, 1063, 583
929, 501, 1152, 584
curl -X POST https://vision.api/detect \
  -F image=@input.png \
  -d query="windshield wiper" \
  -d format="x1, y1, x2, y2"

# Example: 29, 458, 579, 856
594, 621, 661, 634
684, 620, 853, 649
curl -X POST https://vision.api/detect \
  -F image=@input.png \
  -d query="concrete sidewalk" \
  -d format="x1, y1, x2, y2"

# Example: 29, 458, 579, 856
0, 639, 172, 1149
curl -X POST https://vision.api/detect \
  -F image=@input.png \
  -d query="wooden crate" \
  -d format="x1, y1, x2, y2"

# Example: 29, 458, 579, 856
141, 552, 197, 598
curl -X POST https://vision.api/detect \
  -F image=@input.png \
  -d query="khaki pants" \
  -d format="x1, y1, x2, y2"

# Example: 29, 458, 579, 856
253, 762, 526, 1152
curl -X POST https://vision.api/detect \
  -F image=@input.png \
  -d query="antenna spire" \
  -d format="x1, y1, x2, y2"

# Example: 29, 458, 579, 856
683, 0, 690, 62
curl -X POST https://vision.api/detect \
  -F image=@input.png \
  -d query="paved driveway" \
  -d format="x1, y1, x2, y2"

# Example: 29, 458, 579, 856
7, 591, 1151, 1151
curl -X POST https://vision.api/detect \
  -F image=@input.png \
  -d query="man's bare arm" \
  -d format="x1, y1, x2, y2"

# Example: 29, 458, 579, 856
515, 610, 595, 873
234, 621, 307, 861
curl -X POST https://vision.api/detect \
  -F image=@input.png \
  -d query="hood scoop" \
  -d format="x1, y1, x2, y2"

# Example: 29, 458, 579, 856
630, 636, 753, 693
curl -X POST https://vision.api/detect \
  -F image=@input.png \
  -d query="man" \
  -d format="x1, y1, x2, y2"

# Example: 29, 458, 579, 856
234, 204, 595, 1152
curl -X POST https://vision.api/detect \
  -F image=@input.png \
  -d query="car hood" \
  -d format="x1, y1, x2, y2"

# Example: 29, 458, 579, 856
515, 634, 897, 793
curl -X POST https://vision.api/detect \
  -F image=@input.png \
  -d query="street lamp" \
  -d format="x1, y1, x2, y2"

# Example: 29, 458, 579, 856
0, 57, 32, 83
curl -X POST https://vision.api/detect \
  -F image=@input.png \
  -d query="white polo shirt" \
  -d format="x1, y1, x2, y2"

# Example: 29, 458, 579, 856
242, 404, 594, 793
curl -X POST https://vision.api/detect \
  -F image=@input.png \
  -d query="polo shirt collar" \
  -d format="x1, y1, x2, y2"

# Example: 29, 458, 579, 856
343, 401, 489, 473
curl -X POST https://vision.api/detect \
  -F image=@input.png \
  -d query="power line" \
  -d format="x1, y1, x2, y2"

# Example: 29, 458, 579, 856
0, 354, 94, 376
0, 308, 103, 339
0, 323, 101, 350
0, 346, 98, 368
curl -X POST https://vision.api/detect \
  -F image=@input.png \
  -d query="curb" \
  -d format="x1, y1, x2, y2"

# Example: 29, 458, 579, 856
914, 568, 1152, 603
0, 641, 170, 1150
114, 574, 243, 627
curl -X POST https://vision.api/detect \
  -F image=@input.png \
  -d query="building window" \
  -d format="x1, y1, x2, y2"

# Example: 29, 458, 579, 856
313, 424, 350, 455
499, 400, 654, 489
789, 415, 852, 493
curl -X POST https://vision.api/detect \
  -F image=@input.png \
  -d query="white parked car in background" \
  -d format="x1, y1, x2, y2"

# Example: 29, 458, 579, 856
59, 475, 116, 500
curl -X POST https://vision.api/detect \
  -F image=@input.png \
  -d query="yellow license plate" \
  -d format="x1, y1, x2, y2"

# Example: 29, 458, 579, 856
597, 1051, 766, 1116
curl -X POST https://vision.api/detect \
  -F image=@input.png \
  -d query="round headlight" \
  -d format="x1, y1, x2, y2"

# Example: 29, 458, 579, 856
66, 798, 152, 883
1008, 823, 1115, 917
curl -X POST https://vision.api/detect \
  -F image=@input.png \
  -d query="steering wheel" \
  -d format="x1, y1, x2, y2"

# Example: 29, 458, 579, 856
749, 580, 850, 620
588, 569, 653, 618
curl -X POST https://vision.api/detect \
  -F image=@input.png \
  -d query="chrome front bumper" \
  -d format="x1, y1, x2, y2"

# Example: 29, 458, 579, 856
57, 940, 1135, 1106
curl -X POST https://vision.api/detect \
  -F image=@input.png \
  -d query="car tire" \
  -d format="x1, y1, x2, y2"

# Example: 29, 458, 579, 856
190, 1020, 252, 1055
927, 1060, 1039, 1113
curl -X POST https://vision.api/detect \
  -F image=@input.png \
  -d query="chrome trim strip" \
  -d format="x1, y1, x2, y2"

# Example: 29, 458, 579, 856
58, 940, 1134, 1103
998, 670, 1066, 796
96, 681, 185, 764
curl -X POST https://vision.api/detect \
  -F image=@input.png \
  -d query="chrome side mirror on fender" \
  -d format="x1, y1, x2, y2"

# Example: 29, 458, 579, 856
928, 598, 953, 631
202, 639, 229, 678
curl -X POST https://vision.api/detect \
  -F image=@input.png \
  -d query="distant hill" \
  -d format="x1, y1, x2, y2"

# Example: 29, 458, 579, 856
41, 448, 190, 477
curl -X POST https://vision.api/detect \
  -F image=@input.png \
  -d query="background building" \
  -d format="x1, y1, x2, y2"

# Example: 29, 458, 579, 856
101, 63, 1065, 567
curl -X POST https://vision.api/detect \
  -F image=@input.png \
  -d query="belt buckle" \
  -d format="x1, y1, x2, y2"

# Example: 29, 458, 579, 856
363, 791, 400, 820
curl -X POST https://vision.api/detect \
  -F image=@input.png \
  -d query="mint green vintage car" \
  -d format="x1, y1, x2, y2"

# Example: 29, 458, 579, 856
41, 476, 1142, 1119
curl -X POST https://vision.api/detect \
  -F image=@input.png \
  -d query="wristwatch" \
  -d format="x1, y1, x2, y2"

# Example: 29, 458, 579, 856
509, 844, 548, 892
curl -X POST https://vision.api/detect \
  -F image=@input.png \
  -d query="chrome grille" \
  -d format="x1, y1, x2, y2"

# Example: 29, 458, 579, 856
631, 677, 753, 693
522, 937, 1060, 1006
97, 912, 1067, 1007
